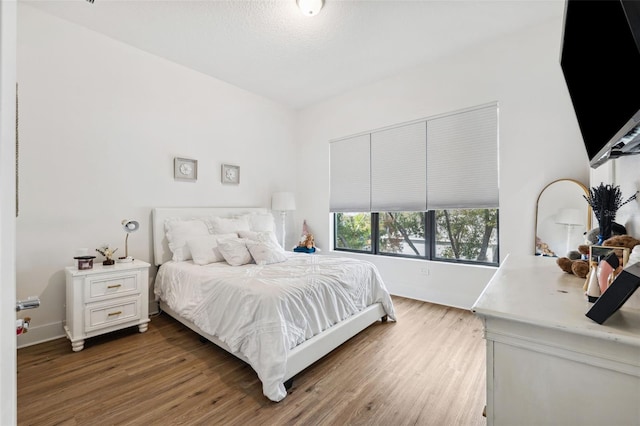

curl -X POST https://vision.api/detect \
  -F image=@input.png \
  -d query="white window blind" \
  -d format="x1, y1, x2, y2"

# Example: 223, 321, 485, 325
330, 134, 371, 212
371, 122, 427, 212
427, 105, 498, 209
330, 103, 498, 213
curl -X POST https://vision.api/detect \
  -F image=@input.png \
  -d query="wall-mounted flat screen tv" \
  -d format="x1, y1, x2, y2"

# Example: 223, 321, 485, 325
560, 0, 640, 168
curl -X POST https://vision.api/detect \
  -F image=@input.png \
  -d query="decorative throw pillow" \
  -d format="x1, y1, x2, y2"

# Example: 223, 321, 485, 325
238, 212, 276, 232
217, 238, 253, 266
187, 233, 237, 265
165, 218, 211, 262
237, 230, 281, 248
210, 216, 251, 234
246, 240, 288, 265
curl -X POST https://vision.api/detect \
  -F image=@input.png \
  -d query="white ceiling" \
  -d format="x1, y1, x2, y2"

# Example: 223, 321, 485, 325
24, 0, 565, 109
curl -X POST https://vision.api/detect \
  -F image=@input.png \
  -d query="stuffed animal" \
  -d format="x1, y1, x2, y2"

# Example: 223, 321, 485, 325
556, 224, 627, 279
584, 222, 627, 245
602, 235, 640, 268
557, 234, 640, 279
299, 233, 315, 249
536, 236, 556, 257
557, 244, 590, 278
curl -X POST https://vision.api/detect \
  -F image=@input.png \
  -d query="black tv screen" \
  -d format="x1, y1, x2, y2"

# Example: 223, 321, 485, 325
560, 0, 640, 168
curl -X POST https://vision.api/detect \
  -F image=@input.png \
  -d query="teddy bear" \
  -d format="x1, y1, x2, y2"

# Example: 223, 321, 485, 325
293, 233, 316, 253
557, 244, 590, 278
557, 234, 640, 279
299, 233, 315, 249
536, 236, 556, 257
602, 234, 640, 260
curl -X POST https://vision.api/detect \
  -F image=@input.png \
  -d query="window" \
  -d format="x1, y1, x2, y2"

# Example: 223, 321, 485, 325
329, 103, 499, 266
334, 209, 499, 266
434, 209, 499, 264
378, 212, 425, 257
334, 212, 372, 252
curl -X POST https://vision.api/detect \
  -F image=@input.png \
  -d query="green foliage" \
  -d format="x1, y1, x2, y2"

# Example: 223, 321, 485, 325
435, 209, 498, 262
335, 209, 498, 263
379, 212, 425, 255
335, 213, 372, 251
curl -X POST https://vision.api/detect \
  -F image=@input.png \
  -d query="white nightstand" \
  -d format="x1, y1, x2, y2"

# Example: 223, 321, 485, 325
64, 260, 151, 352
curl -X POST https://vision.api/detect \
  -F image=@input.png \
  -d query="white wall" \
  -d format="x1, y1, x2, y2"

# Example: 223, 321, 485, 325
16, 5, 297, 346
294, 17, 590, 308
605, 155, 640, 237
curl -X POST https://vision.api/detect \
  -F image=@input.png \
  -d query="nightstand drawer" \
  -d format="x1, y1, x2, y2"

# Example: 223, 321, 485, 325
84, 298, 140, 332
85, 272, 139, 302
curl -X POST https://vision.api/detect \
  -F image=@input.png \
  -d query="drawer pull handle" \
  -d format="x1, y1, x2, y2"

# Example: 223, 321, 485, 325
107, 311, 122, 317
107, 284, 122, 289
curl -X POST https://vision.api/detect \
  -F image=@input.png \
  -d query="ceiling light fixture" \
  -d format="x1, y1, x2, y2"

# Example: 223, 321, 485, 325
297, 0, 324, 16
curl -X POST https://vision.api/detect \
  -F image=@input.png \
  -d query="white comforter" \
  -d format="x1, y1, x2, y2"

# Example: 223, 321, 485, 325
154, 253, 395, 401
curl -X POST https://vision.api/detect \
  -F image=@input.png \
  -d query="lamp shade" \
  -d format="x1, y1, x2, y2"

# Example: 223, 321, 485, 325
122, 219, 140, 233
119, 219, 139, 262
556, 209, 584, 226
272, 192, 296, 211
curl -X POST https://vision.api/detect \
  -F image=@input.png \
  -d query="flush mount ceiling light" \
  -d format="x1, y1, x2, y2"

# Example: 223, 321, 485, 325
297, 0, 324, 16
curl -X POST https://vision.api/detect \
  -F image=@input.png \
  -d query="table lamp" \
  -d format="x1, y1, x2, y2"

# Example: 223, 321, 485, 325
119, 219, 140, 262
556, 208, 584, 256
271, 192, 296, 248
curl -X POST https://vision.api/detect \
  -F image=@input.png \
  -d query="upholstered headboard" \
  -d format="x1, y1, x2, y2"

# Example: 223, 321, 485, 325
152, 207, 269, 266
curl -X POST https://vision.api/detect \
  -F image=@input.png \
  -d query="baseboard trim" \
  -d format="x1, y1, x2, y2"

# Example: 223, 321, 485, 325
17, 321, 65, 349
17, 298, 160, 349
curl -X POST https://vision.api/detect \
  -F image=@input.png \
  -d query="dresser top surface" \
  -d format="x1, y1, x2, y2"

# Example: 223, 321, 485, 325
472, 254, 640, 346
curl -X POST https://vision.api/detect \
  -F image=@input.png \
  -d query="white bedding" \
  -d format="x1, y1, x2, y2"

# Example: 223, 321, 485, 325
154, 253, 395, 401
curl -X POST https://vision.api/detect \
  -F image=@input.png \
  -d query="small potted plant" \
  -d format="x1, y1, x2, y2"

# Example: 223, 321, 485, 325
96, 245, 118, 266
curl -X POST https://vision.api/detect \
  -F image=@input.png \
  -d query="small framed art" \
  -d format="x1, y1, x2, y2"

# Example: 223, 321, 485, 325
221, 164, 240, 184
174, 157, 197, 181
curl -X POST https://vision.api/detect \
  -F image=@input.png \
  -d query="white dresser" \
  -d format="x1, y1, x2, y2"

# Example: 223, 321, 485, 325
64, 260, 151, 352
472, 254, 640, 426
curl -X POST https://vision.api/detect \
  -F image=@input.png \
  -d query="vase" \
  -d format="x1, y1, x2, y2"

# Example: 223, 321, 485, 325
103, 259, 115, 266
598, 217, 613, 244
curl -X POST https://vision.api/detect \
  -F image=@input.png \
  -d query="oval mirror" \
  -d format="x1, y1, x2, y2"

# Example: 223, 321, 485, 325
535, 179, 592, 257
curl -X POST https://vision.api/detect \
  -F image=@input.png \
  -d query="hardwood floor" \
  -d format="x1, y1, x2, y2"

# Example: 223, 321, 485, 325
17, 296, 486, 426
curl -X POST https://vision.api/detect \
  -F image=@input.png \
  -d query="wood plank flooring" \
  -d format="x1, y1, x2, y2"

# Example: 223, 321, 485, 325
17, 296, 486, 426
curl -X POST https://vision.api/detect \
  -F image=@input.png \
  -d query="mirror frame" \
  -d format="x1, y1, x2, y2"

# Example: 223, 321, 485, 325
534, 178, 592, 255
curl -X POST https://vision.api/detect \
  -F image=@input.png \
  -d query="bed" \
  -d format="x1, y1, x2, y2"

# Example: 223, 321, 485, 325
152, 207, 395, 402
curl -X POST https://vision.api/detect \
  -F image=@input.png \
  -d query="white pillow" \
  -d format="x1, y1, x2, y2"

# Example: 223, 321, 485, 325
187, 233, 237, 265
239, 212, 276, 232
246, 240, 288, 265
237, 230, 281, 248
210, 216, 251, 234
165, 219, 211, 262
217, 238, 253, 266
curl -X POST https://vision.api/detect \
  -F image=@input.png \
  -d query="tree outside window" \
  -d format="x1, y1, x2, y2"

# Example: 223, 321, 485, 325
435, 209, 498, 263
334, 209, 498, 265
335, 212, 372, 252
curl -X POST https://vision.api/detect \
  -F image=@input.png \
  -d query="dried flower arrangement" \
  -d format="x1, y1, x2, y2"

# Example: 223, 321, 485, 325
583, 183, 638, 243
96, 245, 118, 265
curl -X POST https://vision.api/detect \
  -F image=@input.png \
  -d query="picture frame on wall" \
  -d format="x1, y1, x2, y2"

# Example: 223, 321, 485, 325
174, 157, 197, 181
221, 164, 240, 184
